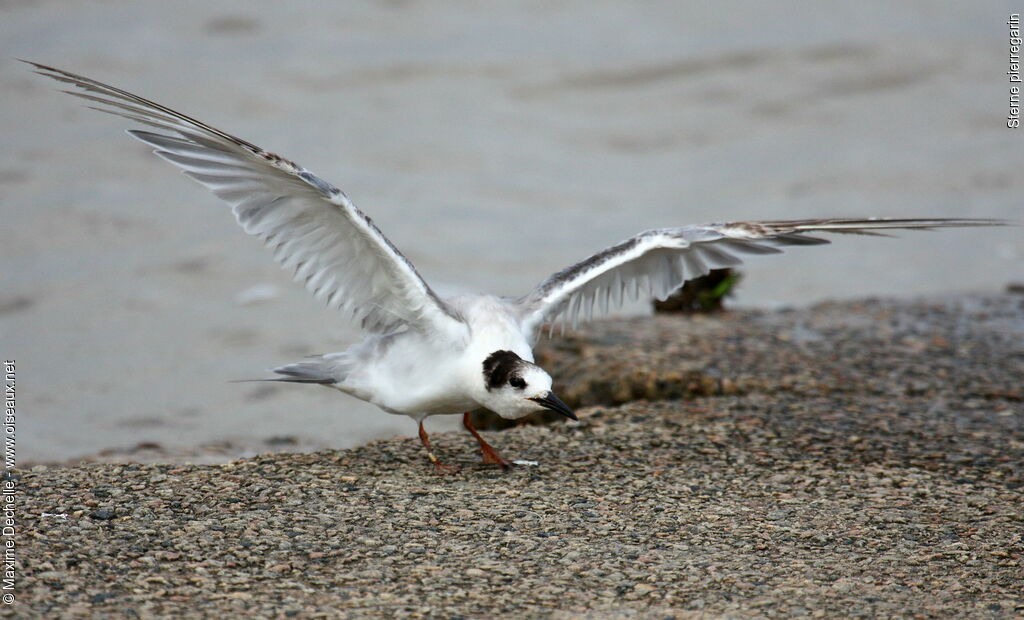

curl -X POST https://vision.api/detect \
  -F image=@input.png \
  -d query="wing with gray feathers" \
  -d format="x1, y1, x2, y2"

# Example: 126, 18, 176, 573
515, 218, 1005, 338
27, 61, 467, 341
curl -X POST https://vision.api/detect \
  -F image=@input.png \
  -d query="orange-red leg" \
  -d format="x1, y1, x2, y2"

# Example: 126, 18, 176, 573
418, 421, 460, 474
463, 412, 512, 470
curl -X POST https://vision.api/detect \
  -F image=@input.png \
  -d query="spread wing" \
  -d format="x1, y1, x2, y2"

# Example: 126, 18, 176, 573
515, 218, 1005, 338
27, 61, 467, 341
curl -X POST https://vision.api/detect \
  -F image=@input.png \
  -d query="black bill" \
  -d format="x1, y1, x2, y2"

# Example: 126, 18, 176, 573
529, 391, 577, 421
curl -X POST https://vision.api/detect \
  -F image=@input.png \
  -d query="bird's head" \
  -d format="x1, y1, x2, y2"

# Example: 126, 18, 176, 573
478, 350, 577, 421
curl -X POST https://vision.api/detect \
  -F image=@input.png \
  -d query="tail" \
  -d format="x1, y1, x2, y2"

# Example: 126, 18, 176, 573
236, 354, 351, 385
269, 360, 339, 385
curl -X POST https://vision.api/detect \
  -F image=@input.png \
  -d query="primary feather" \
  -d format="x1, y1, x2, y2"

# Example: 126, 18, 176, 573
514, 218, 1006, 338
25, 60, 467, 342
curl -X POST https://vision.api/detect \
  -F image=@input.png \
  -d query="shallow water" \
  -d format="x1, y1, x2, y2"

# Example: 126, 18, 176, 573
1, 1, 1021, 462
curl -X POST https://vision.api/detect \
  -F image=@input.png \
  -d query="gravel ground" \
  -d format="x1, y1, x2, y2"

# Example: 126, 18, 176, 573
10, 295, 1024, 618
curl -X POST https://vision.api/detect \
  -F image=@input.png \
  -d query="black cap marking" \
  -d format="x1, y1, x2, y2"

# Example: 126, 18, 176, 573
482, 350, 524, 391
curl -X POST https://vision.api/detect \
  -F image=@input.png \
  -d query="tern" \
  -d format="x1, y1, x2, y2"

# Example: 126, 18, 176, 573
27, 61, 1007, 473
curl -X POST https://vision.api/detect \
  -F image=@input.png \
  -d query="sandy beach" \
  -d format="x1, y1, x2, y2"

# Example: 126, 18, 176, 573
12, 295, 1023, 617
1, 1, 1022, 463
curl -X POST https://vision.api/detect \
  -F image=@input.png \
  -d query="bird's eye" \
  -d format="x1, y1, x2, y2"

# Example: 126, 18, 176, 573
509, 377, 527, 389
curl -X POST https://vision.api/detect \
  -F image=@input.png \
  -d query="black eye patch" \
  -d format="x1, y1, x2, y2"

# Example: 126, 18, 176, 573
509, 376, 526, 389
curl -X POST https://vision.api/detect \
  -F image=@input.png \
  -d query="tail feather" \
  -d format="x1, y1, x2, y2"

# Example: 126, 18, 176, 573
231, 351, 354, 385
269, 360, 337, 384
